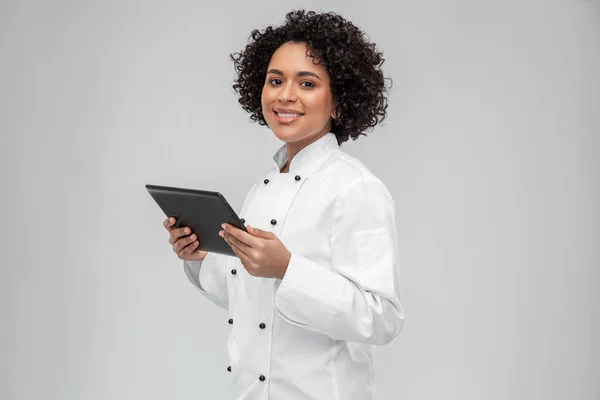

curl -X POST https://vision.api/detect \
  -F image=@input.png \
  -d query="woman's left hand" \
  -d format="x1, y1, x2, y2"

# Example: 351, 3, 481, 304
220, 223, 291, 279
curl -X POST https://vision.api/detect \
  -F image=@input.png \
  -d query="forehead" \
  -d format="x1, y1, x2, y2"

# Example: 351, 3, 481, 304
268, 41, 328, 74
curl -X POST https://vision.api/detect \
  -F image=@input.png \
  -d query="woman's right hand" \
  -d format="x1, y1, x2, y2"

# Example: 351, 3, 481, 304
164, 217, 209, 261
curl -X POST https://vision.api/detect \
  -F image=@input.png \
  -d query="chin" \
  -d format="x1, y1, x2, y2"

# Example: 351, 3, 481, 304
269, 124, 308, 143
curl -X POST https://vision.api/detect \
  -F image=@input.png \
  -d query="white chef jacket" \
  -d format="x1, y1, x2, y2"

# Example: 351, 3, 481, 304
183, 131, 405, 400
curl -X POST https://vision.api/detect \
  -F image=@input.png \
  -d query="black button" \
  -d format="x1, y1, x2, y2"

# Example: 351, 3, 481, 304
240, 218, 245, 224
228, 318, 233, 324
264, 179, 269, 185
231, 269, 237, 275
259, 323, 266, 329
270, 219, 277, 225
259, 375, 266, 382
294, 175, 301, 181
227, 366, 231, 372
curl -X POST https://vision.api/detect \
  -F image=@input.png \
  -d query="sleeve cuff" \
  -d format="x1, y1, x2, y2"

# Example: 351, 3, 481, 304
183, 259, 205, 291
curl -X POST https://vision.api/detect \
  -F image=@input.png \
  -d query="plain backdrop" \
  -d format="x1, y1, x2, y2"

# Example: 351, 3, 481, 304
1, 0, 598, 399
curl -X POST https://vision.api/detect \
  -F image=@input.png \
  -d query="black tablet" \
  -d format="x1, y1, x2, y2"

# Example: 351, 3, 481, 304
146, 184, 247, 257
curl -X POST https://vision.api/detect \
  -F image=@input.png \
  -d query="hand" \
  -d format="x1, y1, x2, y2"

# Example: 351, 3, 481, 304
220, 223, 291, 279
164, 217, 209, 261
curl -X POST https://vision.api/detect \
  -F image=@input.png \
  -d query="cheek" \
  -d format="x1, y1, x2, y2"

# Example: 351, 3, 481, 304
304, 93, 333, 115
260, 88, 266, 106
261, 87, 274, 108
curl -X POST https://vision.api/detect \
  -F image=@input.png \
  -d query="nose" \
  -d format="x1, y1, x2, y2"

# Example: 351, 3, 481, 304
277, 81, 297, 103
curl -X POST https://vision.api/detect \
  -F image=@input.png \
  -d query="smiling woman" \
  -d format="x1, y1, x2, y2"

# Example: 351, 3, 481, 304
230, 9, 390, 148
178, 9, 404, 400
261, 41, 336, 156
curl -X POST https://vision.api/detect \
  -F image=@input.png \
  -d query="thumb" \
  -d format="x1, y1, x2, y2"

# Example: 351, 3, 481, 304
247, 224, 273, 238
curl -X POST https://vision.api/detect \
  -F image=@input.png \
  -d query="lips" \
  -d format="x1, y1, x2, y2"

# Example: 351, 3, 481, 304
274, 108, 304, 115
273, 108, 303, 124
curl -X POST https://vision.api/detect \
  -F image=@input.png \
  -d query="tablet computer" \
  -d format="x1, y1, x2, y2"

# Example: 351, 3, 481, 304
146, 184, 247, 257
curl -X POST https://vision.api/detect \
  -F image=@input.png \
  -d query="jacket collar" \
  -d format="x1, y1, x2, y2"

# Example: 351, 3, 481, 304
271, 132, 339, 176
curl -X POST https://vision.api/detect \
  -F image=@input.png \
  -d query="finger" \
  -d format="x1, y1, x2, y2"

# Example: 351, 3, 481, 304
226, 239, 253, 271
169, 226, 192, 245
222, 231, 250, 258
247, 225, 273, 239
178, 239, 200, 258
223, 233, 249, 256
164, 217, 177, 231
222, 223, 262, 249
173, 232, 197, 253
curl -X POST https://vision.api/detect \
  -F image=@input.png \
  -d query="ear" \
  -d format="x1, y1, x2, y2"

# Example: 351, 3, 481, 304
331, 107, 340, 120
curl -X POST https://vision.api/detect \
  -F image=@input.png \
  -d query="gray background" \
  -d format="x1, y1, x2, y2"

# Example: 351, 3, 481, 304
1, 0, 598, 399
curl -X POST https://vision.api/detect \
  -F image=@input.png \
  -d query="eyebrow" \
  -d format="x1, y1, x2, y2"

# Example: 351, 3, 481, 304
266, 69, 321, 81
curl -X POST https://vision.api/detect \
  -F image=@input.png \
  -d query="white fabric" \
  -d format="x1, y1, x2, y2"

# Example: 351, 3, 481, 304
183, 131, 405, 400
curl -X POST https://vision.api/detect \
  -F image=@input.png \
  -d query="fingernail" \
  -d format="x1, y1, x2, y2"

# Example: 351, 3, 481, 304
185, 228, 190, 233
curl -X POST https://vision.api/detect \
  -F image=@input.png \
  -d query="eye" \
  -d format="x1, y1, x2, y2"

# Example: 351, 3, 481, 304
301, 81, 315, 88
269, 78, 282, 85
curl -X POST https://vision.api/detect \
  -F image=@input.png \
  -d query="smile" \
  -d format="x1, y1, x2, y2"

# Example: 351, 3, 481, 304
274, 112, 303, 123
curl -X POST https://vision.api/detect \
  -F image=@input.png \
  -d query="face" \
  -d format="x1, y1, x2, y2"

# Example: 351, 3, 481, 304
261, 41, 336, 144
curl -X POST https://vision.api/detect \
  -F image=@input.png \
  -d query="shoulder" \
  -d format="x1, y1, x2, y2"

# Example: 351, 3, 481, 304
322, 148, 394, 204
321, 148, 397, 230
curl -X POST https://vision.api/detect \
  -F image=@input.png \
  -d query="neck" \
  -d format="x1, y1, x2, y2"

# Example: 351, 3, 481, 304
282, 128, 329, 173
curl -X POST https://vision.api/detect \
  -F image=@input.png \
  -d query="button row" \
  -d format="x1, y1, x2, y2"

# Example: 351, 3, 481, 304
224, 173, 299, 384
237, 217, 276, 227
226, 319, 266, 329
227, 175, 290, 382
263, 175, 301, 185
226, 366, 266, 382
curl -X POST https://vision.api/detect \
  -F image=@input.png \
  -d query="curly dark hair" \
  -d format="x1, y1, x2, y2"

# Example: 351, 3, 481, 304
229, 9, 391, 145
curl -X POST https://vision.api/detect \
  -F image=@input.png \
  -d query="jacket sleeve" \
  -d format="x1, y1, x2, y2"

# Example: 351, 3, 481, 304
272, 176, 405, 345
183, 253, 230, 311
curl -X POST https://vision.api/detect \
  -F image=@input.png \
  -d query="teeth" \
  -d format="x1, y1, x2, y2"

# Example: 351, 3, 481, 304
276, 112, 301, 118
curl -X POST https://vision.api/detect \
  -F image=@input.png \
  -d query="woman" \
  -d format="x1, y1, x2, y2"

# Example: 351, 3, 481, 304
164, 9, 405, 400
